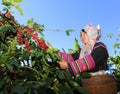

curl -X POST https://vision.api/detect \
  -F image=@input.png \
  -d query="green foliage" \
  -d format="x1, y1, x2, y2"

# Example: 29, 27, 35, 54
109, 56, 120, 77
0, 1, 89, 94
107, 30, 120, 92
0, 9, 87, 94
68, 38, 80, 54
105, 32, 113, 38
2, 0, 23, 15
65, 29, 74, 36
74, 38, 80, 51
27, 18, 44, 36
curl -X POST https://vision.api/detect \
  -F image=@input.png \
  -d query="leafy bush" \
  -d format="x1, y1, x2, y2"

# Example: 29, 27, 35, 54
107, 31, 120, 92
0, 1, 88, 94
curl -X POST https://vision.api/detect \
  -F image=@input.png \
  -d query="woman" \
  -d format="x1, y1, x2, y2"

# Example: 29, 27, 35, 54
57, 24, 116, 94
57, 24, 108, 75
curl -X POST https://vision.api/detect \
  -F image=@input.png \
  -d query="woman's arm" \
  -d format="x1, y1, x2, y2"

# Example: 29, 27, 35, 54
68, 54, 95, 76
68, 42, 109, 76
57, 50, 81, 70
57, 51, 74, 63
57, 49, 81, 63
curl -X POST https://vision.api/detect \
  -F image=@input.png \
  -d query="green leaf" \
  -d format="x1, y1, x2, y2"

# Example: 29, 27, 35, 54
11, 0, 22, 3
8, 39, 18, 52
59, 83, 73, 94
2, 0, 23, 15
0, 52, 13, 63
68, 48, 76, 54
27, 18, 34, 27
11, 85, 27, 94
0, 26, 16, 34
6, 63, 13, 71
74, 38, 80, 50
74, 86, 89, 94
2, 0, 12, 6
65, 29, 74, 36
31, 61, 35, 66
105, 33, 113, 38
24, 33, 31, 39
56, 70, 66, 80
14, 4, 23, 15
36, 50, 43, 58
113, 43, 118, 48
70, 81, 88, 94
10, 58, 20, 68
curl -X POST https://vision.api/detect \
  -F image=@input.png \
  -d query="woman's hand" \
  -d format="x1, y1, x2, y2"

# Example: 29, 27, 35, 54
57, 60, 68, 69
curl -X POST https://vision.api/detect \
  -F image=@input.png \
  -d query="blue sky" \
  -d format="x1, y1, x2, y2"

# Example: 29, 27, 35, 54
0, 0, 120, 57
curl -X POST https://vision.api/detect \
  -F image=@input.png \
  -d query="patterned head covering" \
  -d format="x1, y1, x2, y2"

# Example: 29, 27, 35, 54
79, 24, 101, 58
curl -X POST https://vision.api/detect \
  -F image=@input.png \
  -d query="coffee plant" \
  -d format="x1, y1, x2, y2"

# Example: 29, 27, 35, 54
0, 0, 88, 94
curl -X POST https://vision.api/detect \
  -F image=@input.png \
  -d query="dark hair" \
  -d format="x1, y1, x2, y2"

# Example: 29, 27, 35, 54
81, 29, 86, 33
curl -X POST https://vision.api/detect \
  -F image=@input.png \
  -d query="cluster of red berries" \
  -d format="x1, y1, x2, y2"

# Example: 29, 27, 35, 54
16, 26, 48, 52
0, 20, 6, 25
37, 38, 49, 51
5, 11, 12, 19
16, 29, 24, 44
16, 27, 33, 52
0, 11, 49, 52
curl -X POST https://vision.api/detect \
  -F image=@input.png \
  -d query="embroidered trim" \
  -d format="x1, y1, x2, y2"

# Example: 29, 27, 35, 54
93, 42, 106, 50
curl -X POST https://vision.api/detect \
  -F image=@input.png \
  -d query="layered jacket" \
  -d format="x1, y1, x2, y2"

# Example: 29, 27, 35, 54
58, 42, 109, 76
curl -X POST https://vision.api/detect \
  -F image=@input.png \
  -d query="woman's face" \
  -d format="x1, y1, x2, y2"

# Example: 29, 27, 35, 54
80, 31, 89, 45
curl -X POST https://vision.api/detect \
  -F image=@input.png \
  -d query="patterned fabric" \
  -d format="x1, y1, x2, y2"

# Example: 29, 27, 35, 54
68, 54, 95, 76
57, 42, 109, 76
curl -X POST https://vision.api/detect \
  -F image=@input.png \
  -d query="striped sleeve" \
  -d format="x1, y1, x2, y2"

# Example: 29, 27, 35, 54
57, 51, 74, 63
68, 54, 96, 76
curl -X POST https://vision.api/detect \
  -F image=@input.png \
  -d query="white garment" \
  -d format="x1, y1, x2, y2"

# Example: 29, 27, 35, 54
79, 24, 101, 58
89, 70, 108, 76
